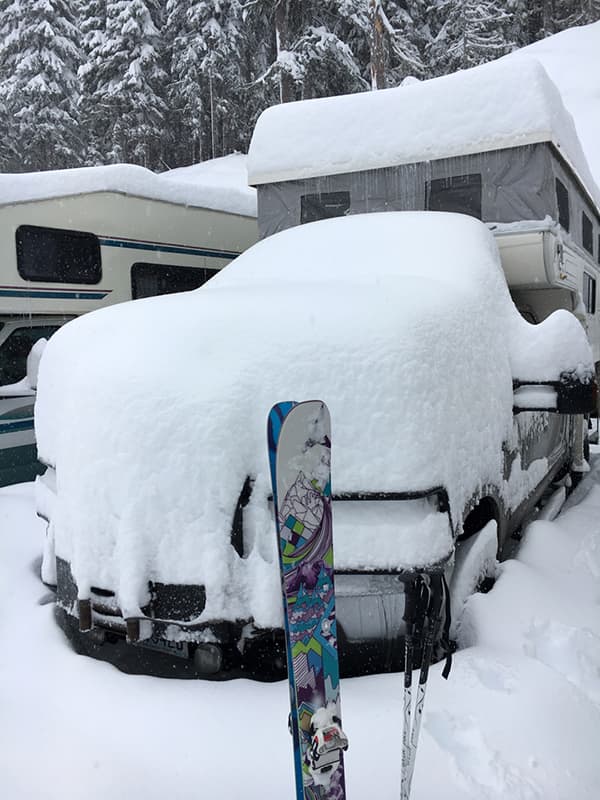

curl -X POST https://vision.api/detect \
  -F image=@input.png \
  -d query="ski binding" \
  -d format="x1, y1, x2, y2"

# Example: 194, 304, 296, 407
308, 708, 349, 779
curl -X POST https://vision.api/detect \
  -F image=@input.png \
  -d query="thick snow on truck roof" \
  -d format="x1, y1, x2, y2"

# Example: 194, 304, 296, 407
35, 212, 592, 627
248, 57, 599, 207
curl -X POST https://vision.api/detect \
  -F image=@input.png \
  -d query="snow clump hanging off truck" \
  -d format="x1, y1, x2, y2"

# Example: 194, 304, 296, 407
35, 55, 597, 678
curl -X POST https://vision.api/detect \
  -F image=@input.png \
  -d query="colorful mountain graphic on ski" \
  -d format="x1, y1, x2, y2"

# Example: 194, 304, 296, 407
268, 400, 347, 800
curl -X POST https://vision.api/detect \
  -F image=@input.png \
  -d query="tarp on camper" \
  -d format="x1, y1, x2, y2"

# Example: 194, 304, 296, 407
254, 142, 599, 253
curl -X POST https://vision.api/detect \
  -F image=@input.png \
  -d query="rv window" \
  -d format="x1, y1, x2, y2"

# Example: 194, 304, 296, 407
131, 263, 219, 300
555, 178, 570, 232
0, 325, 60, 385
300, 192, 350, 224
426, 174, 482, 219
582, 212, 594, 255
584, 272, 596, 315
16, 226, 101, 284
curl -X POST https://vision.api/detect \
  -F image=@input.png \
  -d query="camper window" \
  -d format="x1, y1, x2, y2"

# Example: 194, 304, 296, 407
584, 272, 596, 315
300, 192, 350, 224
426, 174, 482, 219
16, 226, 101, 284
555, 178, 570, 232
0, 325, 60, 385
131, 263, 219, 300
582, 212, 594, 256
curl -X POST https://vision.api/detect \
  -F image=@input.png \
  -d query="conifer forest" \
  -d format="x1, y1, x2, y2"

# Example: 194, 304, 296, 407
0, 1, 599, 174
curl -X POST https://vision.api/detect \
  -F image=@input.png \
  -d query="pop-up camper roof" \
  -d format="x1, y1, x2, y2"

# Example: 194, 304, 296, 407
0, 154, 257, 218
247, 57, 599, 208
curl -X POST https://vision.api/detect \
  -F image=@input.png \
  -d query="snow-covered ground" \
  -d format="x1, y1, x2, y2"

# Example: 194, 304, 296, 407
3, 453, 600, 799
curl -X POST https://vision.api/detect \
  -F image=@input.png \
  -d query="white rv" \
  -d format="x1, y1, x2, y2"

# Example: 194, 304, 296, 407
0, 155, 258, 485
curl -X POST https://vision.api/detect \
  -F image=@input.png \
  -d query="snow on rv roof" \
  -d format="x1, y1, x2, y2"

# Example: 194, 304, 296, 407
515, 21, 600, 188
248, 56, 599, 205
0, 154, 256, 218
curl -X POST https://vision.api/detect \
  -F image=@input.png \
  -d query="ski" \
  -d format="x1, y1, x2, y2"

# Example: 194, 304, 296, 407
268, 400, 348, 800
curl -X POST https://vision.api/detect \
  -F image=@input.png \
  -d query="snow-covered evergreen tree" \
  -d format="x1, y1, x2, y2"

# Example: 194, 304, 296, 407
92, 0, 167, 168
526, 1, 559, 39
250, 1, 367, 103
166, 0, 245, 166
428, 0, 515, 75
333, 1, 426, 89
78, 0, 107, 164
502, 0, 530, 49
582, 0, 600, 23
0, 0, 597, 170
385, 1, 429, 83
0, 0, 19, 168
289, 21, 366, 98
0, 0, 82, 171
554, 0, 600, 27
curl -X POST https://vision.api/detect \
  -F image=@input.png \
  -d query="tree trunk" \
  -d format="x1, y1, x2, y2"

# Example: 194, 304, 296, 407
542, 0, 555, 36
275, 0, 294, 103
369, 0, 387, 90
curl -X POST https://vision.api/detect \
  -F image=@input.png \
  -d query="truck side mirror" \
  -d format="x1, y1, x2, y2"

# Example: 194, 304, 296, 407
556, 372, 597, 414
513, 372, 597, 415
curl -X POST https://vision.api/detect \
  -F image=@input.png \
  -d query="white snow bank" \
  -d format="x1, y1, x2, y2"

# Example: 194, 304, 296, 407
6, 457, 600, 799
248, 57, 599, 207
34, 212, 592, 625
0, 154, 256, 218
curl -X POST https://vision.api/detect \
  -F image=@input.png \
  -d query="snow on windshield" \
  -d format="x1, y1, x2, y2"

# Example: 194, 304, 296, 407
0, 154, 256, 218
34, 212, 593, 626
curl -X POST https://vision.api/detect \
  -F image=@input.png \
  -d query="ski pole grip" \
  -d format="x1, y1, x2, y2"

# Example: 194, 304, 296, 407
403, 577, 420, 627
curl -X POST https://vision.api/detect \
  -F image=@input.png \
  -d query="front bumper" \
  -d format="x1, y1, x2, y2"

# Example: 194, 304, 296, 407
51, 556, 446, 679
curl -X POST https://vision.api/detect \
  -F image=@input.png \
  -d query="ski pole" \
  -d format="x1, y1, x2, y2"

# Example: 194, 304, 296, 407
404, 574, 446, 799
400, 576, 428, 800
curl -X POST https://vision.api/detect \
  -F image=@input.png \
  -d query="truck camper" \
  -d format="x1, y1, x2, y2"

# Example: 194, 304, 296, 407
0, 155, 258, 485
34, 57, 598, 680
248, 57, 600, 371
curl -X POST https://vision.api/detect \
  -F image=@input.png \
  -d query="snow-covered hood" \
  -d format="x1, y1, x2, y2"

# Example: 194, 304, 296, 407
36, 213, 593, 625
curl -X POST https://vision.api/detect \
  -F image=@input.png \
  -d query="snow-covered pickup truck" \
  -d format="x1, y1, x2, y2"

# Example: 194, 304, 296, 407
35, 211, 595, 679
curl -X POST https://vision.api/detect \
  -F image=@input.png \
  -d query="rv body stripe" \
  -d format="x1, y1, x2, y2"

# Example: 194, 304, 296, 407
0, 419, 34, 434
98, 236, 240, 260
0, 288, 110, 299
0, 238, 238, 301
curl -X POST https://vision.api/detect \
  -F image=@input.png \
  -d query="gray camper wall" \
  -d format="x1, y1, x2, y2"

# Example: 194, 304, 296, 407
256, 142, 600, 263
